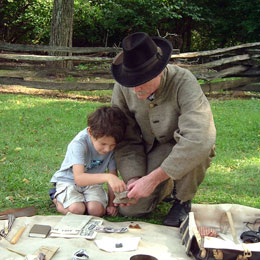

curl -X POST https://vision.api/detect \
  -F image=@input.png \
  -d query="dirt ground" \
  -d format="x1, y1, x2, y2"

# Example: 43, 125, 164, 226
1, 84, 259, 102
0, 84, 112, 102
1, 62, 259, 101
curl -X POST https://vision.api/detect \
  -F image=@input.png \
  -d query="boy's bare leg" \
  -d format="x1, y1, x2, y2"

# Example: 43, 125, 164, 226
54, 200, 86, 215
86, 201, 105, 217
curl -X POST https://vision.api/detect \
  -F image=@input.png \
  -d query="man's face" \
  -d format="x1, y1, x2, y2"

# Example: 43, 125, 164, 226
132, 72, 162, 99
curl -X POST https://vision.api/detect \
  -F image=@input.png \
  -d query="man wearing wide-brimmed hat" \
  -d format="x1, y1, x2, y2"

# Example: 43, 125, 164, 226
111, 32, 216, 227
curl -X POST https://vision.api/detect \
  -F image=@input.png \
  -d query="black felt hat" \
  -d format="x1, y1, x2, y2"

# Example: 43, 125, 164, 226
111, 32, 173, 87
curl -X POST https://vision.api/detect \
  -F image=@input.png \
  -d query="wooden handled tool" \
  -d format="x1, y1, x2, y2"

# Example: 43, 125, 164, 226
226, 211, 239, 244
10, 226, 26, 244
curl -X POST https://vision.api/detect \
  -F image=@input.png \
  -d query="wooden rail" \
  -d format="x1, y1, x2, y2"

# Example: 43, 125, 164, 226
0, 41, 259, 93
0, 40, 120, 54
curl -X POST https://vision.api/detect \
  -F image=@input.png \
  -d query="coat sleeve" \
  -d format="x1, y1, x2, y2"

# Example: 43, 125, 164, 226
160, 69, 216, 180
111, 83, 147, 182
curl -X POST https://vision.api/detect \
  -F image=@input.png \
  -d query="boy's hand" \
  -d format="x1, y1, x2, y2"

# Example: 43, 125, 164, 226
106, 205, 118, 216
107, 174, 126, 193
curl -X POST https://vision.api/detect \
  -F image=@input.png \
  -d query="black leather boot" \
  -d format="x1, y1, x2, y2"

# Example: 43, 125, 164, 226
163, 185, 177, 202
163, 199, 191, 227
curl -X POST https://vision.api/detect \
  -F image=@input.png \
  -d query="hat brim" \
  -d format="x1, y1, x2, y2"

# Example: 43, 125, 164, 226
111, 37, 173, 87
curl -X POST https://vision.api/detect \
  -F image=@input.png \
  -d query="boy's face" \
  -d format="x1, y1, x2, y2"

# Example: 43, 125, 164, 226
89, 131, 116, 155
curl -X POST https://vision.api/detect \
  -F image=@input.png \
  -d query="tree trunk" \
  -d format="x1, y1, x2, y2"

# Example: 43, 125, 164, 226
49, 0, 74, 69
185, 18, 192, 52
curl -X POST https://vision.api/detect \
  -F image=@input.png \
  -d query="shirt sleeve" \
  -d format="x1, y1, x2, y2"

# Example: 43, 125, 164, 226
65, 140, 87, 166
107, 153, 117, 172
160, 70, 216, 180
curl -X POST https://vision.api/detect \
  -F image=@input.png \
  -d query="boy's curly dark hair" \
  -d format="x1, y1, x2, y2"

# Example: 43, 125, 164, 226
87, 106, 128, 143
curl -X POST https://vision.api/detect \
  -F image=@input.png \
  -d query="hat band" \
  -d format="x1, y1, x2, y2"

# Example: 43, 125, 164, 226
122, 47, 163, 74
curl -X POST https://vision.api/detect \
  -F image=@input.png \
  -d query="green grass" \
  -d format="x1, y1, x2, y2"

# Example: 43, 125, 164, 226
0, 93, 260, 224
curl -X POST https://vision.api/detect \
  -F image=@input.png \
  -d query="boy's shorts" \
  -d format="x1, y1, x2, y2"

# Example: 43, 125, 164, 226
54, 182, 108, 209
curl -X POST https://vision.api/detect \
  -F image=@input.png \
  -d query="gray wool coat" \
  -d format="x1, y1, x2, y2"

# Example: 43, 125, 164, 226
111, 64, 216, 184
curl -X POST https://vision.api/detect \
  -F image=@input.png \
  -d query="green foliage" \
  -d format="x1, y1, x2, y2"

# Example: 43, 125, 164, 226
0, 0, 260, 51
80, 0, 204, 48
72, 0, 185, 46
192, 0, 260, 50
73, 0, 104, 46
0, 94, 260, 224
0, 0, 205, 49
97, 0, 182, 45
0, 0, 53, 44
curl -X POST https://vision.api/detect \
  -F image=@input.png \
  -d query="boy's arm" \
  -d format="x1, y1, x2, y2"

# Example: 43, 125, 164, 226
73, 164, 126, 192
106, 170, 119, 216
107, 170, 117, 206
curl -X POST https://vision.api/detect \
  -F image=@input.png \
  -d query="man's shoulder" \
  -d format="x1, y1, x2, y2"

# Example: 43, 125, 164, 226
166, 64, 197, 84
167, 64, 193, 75
113, 81, 134, 98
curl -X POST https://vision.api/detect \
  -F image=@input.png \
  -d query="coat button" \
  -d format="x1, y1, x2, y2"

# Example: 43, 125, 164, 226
150, 103, 157, 108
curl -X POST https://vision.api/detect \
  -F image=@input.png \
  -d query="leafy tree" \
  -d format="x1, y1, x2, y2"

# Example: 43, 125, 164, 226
0, 0, 52, 44
0, 0, 259, 51
73, 0, 104, 46
74, 0, 204, 51
192, 0, 260, 50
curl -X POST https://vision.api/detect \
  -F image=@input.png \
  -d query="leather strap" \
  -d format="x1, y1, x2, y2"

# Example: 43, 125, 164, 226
0, 206, 36, 220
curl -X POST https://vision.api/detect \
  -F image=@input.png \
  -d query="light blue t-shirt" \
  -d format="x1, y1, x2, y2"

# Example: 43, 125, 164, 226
50, 128, 116, 184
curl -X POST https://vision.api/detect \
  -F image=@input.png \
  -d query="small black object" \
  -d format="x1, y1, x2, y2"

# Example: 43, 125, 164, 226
240, 230, 260, 243
73, 249, 89, 260
115, 243, 123, 248
48, 187, 56, 201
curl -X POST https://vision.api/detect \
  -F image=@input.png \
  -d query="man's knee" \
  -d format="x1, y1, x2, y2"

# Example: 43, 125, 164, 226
119, 205, 146, 217
119, 196, 159, 217
175, 150, 215, 201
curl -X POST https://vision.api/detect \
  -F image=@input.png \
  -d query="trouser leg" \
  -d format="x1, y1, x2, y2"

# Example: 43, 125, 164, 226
118, 179, 169, 217
175, 145, 216, 202
119, 142, 173, 217
119, 143, 216, 217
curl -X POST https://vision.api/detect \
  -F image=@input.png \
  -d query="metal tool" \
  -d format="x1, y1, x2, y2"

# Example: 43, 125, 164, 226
96, 226, 128, 233
0, 214, 15, 239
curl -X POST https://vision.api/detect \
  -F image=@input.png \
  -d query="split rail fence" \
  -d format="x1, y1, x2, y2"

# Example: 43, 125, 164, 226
0, 41, 259, 93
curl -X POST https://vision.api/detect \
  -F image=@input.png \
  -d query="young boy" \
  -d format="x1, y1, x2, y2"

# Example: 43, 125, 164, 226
50, 106, 127, 217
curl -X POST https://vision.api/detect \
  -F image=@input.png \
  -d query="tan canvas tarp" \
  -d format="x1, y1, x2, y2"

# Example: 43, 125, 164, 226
3, 203, 259, 260
0, 214, 190, 260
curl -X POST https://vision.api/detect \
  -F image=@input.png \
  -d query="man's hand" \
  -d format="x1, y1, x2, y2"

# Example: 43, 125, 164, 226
127, 177, 140, 186
127, 167, 170, 201
127, 175, 157, 200
113, 177, 140, 207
